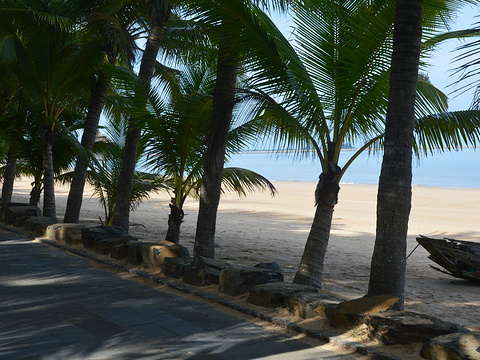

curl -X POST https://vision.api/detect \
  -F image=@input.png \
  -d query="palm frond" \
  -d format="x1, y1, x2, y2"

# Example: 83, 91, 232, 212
414, 110, 480, 155
222, 167, 277, 197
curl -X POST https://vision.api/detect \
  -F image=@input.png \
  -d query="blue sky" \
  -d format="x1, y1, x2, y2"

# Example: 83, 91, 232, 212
272, 4, 480, 112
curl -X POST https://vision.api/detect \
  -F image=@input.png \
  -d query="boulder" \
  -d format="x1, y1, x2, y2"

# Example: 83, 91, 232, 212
193, 256, 232, 271
162, 257, 194, 278
127, 241, 145, 266
141, 240, 190, 268
0, 202, 32, 222
366, 311, 471, 345
247, 282, 318, 308
45, 223, 85, 242
12, 216, 34, 228
5, 205, 41, 225
93, 236, 134, 256
325, 294, 398, 328
420, 332, 480, 360
64, 227, 83, 245
288, 291, 344, 319
182, 256, 232, 287
110, 240, 139, 261
24, 217, 57, 236
219, 267, 284, 296
81, 226, 128, 250
254, 262, 283, 272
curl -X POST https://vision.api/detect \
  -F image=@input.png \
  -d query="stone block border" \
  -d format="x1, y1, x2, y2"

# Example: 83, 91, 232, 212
1, 212, 477, 360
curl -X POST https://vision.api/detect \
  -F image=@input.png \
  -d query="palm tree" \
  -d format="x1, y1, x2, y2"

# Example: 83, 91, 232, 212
112, 0, 172, 231
143, 64, 276, 243
179, 0, 294, 257
0, 1, 101, 218
239, 0, 480, 288
0, 65, 22, 202
368, 0, 480, 309
75, 117, 164, 226
111, 0, 292, 240
367, 0, 423, 309
63, 0, 143, 223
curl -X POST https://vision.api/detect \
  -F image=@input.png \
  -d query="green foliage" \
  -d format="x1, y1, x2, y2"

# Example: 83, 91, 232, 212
87, 118, 166, 226
242, 0, 480, 183
142, 62, 277, 212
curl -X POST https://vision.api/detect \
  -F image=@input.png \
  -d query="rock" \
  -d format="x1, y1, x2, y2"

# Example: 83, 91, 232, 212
288, 292, 344, 319
162, 257, 194, 278
110, 240, 138, 260
0, 202, 32, 222
64, 227, 83, 245
12, 216, 34, 228
93, 236, 134, 256
366, 311, 471, 345
81, 226, 127, 250
5, 205, 41, 225
219, 267, 284, 296
247, 282, 318, 308
421, 332, 480, 360
182, 256, 232, 287
45, 223, 85, 242
24, 217, 57, 236
127, 241, 145, 266
325, 294, 398, 328
254, 262, 283, 272
183, 266, 221, 286
193, 256, 232, 271
141, 240, 190, 268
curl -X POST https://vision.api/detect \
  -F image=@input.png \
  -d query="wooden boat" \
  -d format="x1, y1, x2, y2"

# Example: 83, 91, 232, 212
416, 235, 480, 282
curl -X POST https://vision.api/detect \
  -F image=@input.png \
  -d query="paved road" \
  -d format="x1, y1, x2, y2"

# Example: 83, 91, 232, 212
0, 230, 360, 360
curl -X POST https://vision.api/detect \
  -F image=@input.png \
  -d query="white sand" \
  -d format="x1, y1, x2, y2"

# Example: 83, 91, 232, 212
11, 178, 480, 333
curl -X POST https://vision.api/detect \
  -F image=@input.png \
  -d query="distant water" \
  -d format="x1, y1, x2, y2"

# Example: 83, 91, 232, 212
228, 147, 480, 188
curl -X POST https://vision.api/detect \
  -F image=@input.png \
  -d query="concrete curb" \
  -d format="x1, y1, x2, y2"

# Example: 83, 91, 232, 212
1, 224, 400, 360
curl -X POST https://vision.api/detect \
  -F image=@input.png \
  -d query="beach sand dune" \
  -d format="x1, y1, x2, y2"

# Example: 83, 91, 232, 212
11, 178, 480, 333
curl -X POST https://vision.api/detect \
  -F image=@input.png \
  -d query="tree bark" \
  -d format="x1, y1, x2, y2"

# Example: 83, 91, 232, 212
293, 172, 340, 288
42, 122, 56, 220
2, 145, 17, 202
63, 75, 108, 223
368, 0, 423, 309
193, 32, 239, 258
165, 203, 184, 244
111, 2, 171, 232
29, 174, 42, 206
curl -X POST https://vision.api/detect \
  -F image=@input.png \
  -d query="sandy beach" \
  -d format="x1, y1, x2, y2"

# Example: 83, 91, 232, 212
9, 178, 480, 337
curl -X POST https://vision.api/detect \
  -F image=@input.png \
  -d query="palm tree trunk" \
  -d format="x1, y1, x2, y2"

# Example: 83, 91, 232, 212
165, 203, 184, 244
293, 172, 340, 288
42, 122, 56, 220
193, 32, 239, 258
29, 174, 42, 206
63, 75, 108, 223
111, 2, 171, 232
368, 0, 423, 309
2, 145, 17, 202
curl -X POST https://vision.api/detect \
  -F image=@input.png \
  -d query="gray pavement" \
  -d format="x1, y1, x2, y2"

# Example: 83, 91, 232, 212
0, 230, 359, 360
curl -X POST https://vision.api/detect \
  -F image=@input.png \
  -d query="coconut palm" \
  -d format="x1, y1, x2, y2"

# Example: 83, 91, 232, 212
0, 0, 102, 218
63, 0, 145, 223
0, 65, 22, 202
173, 0, 294, 257
369, 0, 480, 308
143, 64, 276, 243
239, 0, 480, 288
77, 117, 165, 226
366, 0, 423, 309
112, 0, 172, 231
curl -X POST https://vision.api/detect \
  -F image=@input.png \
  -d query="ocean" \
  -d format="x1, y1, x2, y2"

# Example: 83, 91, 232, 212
228, 147, 480, 188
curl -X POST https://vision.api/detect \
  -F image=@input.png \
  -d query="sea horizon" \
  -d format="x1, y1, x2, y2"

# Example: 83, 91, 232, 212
228, 147, 480, 189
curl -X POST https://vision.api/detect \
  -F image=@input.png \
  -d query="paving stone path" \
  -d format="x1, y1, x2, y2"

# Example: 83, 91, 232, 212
0, 230, 360, 360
